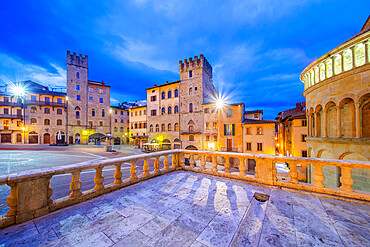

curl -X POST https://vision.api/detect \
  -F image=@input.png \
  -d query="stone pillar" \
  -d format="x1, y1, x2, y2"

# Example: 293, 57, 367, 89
163, 155, 169, 170
130, 160, 137, 180
239, 158, 246, 176
314, 112, 318, 137
313, 163, 325, 188
324, 109, 328, 137
337, 106, 342, 138
70, 171, 82, 198
350, 46, 355, 69
355, 102, 361, 138
340, 51, 344, 73
143, 159, 149, 176
307, 113, 311, 137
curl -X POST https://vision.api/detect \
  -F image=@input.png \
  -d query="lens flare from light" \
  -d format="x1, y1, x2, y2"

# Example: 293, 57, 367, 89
216, 99, 225, 108
11, 85, 25, 97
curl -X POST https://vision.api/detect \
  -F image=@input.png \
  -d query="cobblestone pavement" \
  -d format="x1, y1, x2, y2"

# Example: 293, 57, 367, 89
0, 171, 369, 247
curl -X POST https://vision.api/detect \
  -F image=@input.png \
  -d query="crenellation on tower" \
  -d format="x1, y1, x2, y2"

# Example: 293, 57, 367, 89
67, 50, 88, 68
179, 54, 212, 76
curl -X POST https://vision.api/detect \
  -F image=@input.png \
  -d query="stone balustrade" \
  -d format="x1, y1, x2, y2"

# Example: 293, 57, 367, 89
0, 149, 369, 229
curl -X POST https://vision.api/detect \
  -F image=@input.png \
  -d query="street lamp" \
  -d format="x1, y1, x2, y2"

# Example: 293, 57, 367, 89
21, 126, 26, 144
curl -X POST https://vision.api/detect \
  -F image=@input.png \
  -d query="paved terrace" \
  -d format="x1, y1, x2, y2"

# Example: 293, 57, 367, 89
1, 171, 369, 247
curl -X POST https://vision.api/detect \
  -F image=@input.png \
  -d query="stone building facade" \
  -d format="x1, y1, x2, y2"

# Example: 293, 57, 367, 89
111, 104, 130, 144
146, 55, 217, 150
129, 105, 147, 148
276, 102, 308, 158
300, 17, 370, 191
0, 81, 67, 144
66, 51, 111, 144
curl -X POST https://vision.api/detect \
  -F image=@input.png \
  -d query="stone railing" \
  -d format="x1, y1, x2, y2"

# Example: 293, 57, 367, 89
1, 149, 369, 229
0, 150, 178, 228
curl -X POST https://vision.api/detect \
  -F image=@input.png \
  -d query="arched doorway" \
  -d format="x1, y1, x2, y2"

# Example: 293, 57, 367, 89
185, 145, 198, 150
89, 133, 104, 144
162, 139, 171, 150
16, 133, 22, 143
43, 133, 50, 144
174, 139, 181, 149
29, 131, 39, 144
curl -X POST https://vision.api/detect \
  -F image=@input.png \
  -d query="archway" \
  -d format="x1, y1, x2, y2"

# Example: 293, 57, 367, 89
29, 131, 39, 144
173, 138, 181, 149
43, 133, 50, 144
340, 98, 355, 138
88, 133, 104, 144
185, 145, 198, 150
362, 101, 370, 138
75, 133, 80, 144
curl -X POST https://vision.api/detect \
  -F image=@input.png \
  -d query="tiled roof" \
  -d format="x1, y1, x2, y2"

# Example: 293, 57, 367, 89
146, 80, 180, 90
243, 119, 276, 124
245, 110, 263, 114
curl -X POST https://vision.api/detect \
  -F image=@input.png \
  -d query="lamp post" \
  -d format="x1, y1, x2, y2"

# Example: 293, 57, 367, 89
65, 96, 69, 144
21, 126, 25, 144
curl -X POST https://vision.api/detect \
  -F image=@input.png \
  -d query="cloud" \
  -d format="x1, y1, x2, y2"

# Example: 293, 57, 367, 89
0, 53, 66, 88
108, 37, 178, 73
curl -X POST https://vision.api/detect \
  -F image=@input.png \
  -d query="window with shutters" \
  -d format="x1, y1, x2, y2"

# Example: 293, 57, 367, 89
224, 124, 235, 136
226, 109, 232, 117
246, 142, 252, 151
246, 127, 252, 135
256, 127, 263, 135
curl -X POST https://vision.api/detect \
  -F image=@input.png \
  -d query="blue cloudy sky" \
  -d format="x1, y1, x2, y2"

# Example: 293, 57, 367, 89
0, 0, 369, 119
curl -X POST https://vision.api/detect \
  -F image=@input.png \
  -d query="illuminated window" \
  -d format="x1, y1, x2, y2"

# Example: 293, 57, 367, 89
355, 43, 365, 67
343, 49, 353, 71
174, 123, 179, 131
205, 135, 210, 141
161, 107, 165, 115
31, 118, 37, 124
189, 135, 194, 141
44, 108, 50, 114
213, 122, 217, 129
168, 106, 172, 114
256, 127, 263, 135
326, 59, 333, 78
206, 122, 210, 129
31, 107, 37, 113
246, 127, 252, 135
334, 54, 342, 75
168, 124, 172, 131
174, 105, 179, 114
161, 124, 165, 131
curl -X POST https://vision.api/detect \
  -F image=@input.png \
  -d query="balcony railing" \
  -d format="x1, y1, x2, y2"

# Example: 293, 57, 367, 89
0, 150, 369, 229
220, 147, 238, 152
0, 102, 23, 107
25, 100, 66, 107
0, 114, 23, 119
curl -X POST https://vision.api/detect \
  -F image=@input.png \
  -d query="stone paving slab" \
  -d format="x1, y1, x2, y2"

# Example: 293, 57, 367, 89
0, 171, 369, 247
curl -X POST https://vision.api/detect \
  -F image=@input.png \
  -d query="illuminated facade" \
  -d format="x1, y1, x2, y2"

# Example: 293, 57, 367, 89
300, 17, 370, 191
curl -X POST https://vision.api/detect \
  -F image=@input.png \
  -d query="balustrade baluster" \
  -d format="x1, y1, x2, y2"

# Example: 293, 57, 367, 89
154, 157, 160, 172
200, 155, 206, 171
70, 171, 82, 198
114, 164, 123, 184
340, 167, 354, 192
130, 160, 138, 179
190, 154, 195, 169
239, 158, 246, 176
6, 182, 17, 216
289, 162, 299, 184
94, 167, 104, 190
47, 176, 53, 204
224, 156, 231, 173
164, 155, 169, 170
212, 155, 217, 172
313, 163, 325, 188
171, 154, 177, 168
143, 159, 149, 176
179, 153, 185, 167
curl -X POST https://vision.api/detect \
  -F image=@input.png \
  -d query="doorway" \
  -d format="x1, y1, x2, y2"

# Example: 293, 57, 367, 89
43, 133, 50, 144
1, 134, 11, 143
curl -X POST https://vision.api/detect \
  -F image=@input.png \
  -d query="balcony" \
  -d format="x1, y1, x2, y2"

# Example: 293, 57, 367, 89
0, 102, 23, 107
25, 100, 66, 107
220, 147, 238, 152
0, 150, 369, 246
0, 114, 23, 119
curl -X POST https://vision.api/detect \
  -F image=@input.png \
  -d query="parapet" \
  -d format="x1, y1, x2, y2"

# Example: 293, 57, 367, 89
67, 51, 88, 68
179, 54, 212, 76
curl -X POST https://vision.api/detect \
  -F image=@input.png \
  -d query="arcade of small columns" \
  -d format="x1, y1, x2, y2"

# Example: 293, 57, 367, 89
306, 93, 370, 139
301, 37, 369, 90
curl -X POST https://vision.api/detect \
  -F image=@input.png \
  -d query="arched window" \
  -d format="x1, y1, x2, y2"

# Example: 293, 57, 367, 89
174, 123, 179, 131
161, 107, 165, 115
189, 87, 192, 95
168, 124, 172, 131
188, 120, 194, 125
135, 123, 138, 129
189, 126, 194, 133
174, 105, 179, 114
175, 89, 178, 97
57, 119, 62, 125
155, 124, 159, 132
31, 118, 37, 125
162, 92, 165, 99
44, 108, 50, 114
76, 111, 80, 119
189, 103, 193, 113
30, 107, 37, 113
189, 135, 194, 141
168, 106, 172, 114
161, 124, 165, 131
150, 125, 153, 132
57, 109, 62, 115
168, 91, 172, 98
44, 119, 50, 125
76, 72, 79, 78
75, 106, 81, 110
